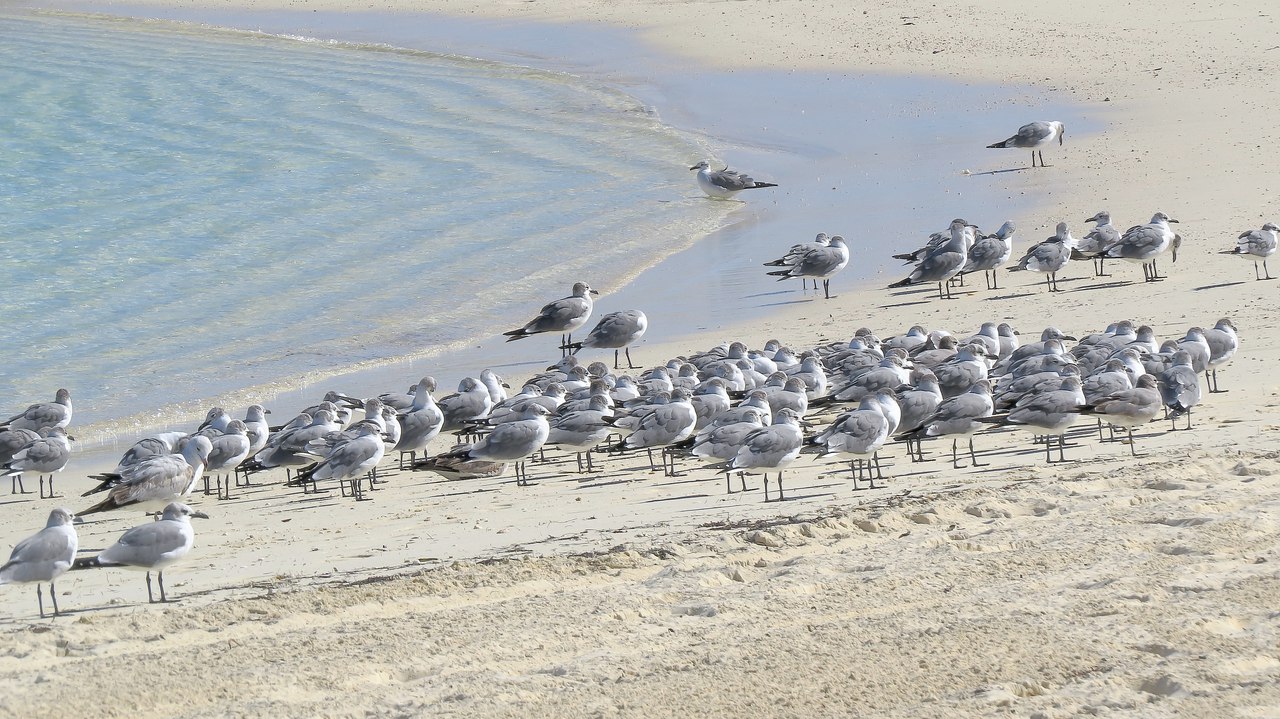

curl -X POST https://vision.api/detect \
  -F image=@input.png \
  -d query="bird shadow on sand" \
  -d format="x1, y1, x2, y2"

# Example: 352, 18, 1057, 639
743, 289, 799, 299
641, 493, 712, 504
968, 166, 1034, 176
879, 299, 934, 310
756, 299, 817, 309
1193, 281, 1247, 291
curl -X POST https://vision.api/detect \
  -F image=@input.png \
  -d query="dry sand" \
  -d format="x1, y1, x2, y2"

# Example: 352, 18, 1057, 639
2, 0, 1280, 716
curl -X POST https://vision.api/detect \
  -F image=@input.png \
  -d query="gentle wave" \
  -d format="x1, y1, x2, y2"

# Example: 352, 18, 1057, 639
0, 9, 733, 444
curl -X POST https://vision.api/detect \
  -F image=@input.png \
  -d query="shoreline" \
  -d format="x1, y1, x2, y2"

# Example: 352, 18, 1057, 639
15, 3, 1077, 454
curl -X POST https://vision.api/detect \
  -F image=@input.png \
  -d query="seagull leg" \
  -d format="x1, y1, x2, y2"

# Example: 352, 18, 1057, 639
625, 348, 640, 370
158, 571, 168, 602
1208, 369, 1227, 394
725, 471, 734, 494
1030, 150, 1037, 168
37, 584, 46, 619
968, 438, 987, 467
740, 472, 749, 493
777, 472, 785, 501
146, 571, 155, 603
762, 474, 771, 502
872, 452, 884, 487
1262, 259, 1274, 280
951, 438, 965, 469
613, 349, 621, 370
1127, 428, 1143, 458
49, 580, 59, 617
823, 278, 831, 300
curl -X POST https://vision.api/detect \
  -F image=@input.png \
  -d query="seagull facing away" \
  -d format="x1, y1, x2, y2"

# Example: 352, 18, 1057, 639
888, 219, 974, 299
563, 309, 648, 369
0, 508, 79, 618
765, 235, 850, 299
1008, 222, 1077, 292
1220, 222, 1277, 281
987, 121, 1065, 168
503, 281, 600, 351
689, 160, 778, 199
83, 502, 208, 604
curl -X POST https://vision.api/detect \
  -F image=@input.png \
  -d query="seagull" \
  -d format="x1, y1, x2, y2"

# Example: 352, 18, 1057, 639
961, 221, 1016, 289
79, 435, 212, 516
765, 235, 850, 299
978, 376, 1084, 463
1074, 211, 1122, 276
898, 380, 994, 468
85, 502, 208, 603
689, 160, 778, 199
1008, 222, 1077, 292
1079, 375, 1162, 456
1220, 223, 1277, 280
395, 377, 445, 467
203, 420, 252, 499
0, 508, 79, 618
986, 120, 1065, 167
1159, 350, 1201, 430
2, 426, 73, 499
503, 282, 599, 352
717, 408, 806, 502
604, 387, 697, 476
441, 404, 552, 486
295, 421, 386, 499
1200, 318, 1238, 394
563, 309, 648, 369
0, 389, 73, 433
811, 395, 891, 490
888, 219, 975, 299
1105, 212, 1180, 282
764, 233, 830, 290
0, 427, 40, 495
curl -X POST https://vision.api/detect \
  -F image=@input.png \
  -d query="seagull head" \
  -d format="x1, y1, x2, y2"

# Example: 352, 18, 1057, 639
689, 160, 711, 171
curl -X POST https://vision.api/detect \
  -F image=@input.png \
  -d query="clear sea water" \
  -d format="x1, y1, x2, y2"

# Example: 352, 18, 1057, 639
0, 9, 730, 438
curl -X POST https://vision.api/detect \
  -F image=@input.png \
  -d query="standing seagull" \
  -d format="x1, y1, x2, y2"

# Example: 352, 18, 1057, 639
888, 219, 975, 299
986, 120, 1065, 168
764, 233, 829, 290
2, 426, 73, 499
1200, 318, 1239, 394
961, 221, 1016, 290
503, 282, 599, 351
1105, 212, 1180, 282
563, 309, 648, 369
689, 160, 778, 199
79, 435, 212, 516
86, 502, 208, 603
436, 404, 551, 486
295, 421, 386, 500
0, 508, 79, 618
1075, 211, 1122, 276
1008, 222, 1077, 292
765, 235, 850, 299
1159, 350, 1201, 430
1220, 223, 1277, 280
718, 408, 806, 502
0, 389, 73, 433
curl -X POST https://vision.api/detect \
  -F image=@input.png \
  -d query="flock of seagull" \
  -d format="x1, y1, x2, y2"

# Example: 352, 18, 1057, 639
0, 120, 1267, 619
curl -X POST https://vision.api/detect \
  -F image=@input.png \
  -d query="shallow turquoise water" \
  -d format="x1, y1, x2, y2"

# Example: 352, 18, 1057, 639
0, 10, 726, 430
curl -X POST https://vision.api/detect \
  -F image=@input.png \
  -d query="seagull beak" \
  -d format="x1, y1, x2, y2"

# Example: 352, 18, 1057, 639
688, 164, 700, 171
265, 408, 273, 415
72, 515, 85, 524
67, 435, 76, 442
590, 289, 600, 296
1167, 218, 1180, 223
1062, 335, 1078, 342
192, 510, 211, 520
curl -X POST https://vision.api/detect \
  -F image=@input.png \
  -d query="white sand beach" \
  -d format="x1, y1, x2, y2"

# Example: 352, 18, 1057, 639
1, 0, 1279, 716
